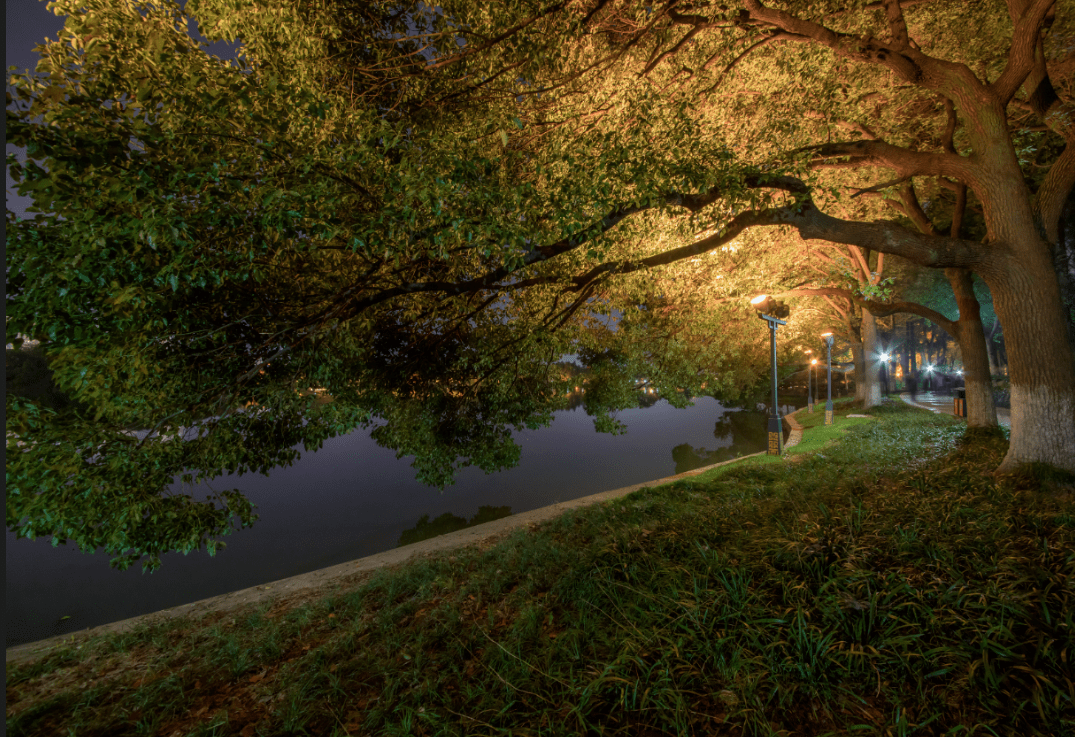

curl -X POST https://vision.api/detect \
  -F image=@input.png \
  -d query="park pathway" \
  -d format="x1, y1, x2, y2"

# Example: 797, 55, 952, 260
899, 391, 1011, 428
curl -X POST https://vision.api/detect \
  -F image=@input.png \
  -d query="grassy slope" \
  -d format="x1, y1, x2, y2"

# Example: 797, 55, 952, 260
7, 400, 1075, 737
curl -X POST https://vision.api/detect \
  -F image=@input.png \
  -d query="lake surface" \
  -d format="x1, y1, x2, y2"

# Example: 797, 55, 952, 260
6, 394, 815, 647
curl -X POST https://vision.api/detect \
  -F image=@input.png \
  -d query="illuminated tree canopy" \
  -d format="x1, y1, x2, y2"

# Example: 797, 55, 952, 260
7, 0, 1074, 570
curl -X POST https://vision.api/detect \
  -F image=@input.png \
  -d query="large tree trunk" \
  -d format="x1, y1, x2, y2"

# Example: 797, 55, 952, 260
852, 342, 866, 401
861, 309, 882, 408
984, 245, 1075, 474
899, 341, 910, 387
984, 318, 999, 377
946, 268, 997, 428
964, 79, 1075, 473
1053, 189, 1075, 355
907, 319, 918, 384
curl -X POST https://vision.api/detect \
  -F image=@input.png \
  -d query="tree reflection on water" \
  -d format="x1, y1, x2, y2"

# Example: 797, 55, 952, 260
397, 505, 514, 547
671, 408, 771, 474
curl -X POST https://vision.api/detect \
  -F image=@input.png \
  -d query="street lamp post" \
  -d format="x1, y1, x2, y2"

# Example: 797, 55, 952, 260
751, 295, 790, 455
822, 332, 835, 425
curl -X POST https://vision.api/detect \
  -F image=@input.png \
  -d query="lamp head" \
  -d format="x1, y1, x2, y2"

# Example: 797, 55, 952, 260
750, 294, 773, 314
811, 358, 818, 364
749, 294, 790, 318
880, 353, 890, 362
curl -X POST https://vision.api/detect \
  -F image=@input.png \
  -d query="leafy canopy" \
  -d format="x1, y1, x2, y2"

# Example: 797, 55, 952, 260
9, 0, 1072, 569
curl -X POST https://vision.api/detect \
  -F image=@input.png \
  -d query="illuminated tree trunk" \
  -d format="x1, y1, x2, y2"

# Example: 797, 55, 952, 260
899, 331, 910, 388
860, 309, 882, 408
984, 319, 1000, 377
852, 341, 866, 403
907, 320, 918, 385
983, 247, 1075, 473
946, 269, 997, 428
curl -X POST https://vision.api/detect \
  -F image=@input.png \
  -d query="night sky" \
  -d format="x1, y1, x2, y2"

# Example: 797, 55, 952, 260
5, 0, 247, 220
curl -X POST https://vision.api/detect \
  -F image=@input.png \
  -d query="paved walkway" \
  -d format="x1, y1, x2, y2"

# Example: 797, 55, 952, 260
899, 391, 1011, 427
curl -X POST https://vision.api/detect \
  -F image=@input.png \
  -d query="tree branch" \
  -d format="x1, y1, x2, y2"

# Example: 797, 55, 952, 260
882, 0, 910, 48
1035, 143, 1075, 244
741, 0, 924, 81
788, 139, 976, 184
701, 32, 807, 96
761, 177, 983, 268
992, 0, 1059, 106
822, 294, 848, 320
851, 175, 911, 198
641, 26, 704, 77
897, 181, 941, 236
771, 287, 957, 335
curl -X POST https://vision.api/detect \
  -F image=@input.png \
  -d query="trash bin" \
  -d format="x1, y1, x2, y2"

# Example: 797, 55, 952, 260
954, 388, 967, 418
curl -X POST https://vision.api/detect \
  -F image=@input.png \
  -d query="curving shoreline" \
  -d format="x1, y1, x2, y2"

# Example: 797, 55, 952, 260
6, 410, 806, 666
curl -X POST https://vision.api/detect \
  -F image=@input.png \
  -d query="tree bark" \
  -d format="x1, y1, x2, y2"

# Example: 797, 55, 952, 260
1053, 189, 1075, 354
907, 319, 918, 380
985, 318, 999, 377
899, 330, 910, 388
852, 342, 866, 402
983, 245, 1075, 472
946, 268, 998, 428
861, 308, 882, 408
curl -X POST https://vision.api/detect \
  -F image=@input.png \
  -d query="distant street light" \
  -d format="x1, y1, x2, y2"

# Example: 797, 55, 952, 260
751, 294, 789, 455
821, 332, 835, 425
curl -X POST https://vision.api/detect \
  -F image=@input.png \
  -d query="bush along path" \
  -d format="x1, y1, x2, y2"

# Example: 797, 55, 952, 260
7, 399, 1075, 737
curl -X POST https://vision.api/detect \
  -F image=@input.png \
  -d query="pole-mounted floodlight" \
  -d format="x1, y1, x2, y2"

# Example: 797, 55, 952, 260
751, 294, 789, 455
821, 332, 835, 425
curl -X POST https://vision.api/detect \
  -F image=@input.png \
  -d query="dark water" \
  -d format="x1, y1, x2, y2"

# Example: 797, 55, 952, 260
6, 394, 811, 647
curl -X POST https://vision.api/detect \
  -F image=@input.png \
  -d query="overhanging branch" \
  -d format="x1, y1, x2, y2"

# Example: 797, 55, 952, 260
771, 287, 958, 335
991, 0, 1059, 106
